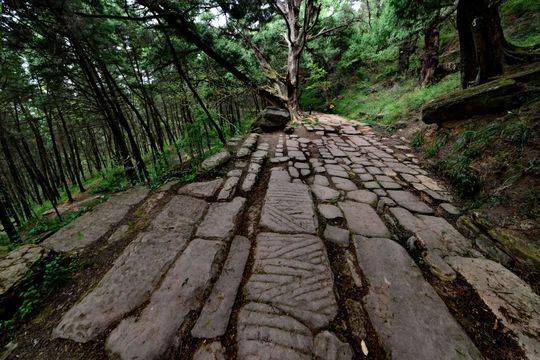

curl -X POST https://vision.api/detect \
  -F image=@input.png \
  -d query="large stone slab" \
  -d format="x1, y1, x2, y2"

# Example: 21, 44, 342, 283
192, 236, 251, 338
237, 302, 313, 360
106, 239, 223, 360
178, 178, 223, 199
447, 256, 540, 359
387, 190, 433, 214
339, 201, 390, 238
388, 207, 474, 257
151, 195, 208, 232
196, 197, 246, 241
201, 150, 231, 172
245, 233, 337, 329
353, 237, 481, 359
53, 196, 207, 343
43, 186, 149, 252
260, 182, 318, 234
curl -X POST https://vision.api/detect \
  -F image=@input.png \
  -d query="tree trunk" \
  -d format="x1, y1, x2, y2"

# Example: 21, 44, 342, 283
0, 183, 20, 243
45, 109, 73, 202
457, 0, 504, 88
420, 24, 440, 86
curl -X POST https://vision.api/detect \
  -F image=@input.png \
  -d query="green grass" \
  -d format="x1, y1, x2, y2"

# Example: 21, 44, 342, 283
335, 73, 460, 125
501, 0, 540, 47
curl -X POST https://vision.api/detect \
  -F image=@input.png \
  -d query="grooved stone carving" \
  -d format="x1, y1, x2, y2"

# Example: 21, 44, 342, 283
245, 232, 337, 329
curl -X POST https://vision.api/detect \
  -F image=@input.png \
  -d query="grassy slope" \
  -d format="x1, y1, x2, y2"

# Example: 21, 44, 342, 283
334, 0, 539, 126
332, 0, 540, 242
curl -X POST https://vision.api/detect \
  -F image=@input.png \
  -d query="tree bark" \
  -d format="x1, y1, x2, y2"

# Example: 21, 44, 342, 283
420, 24, 440, 86
0, 182, 20, 243
457, 0, 504, 88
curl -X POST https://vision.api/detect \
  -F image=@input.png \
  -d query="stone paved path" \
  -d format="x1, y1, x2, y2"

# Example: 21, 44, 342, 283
31, 113, 540, 359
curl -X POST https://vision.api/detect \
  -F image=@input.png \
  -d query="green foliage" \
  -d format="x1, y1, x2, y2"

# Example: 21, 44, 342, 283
424, 132, 448, 158
433, 118, 535, 198
91, 167, 129, 195
26, 212, 81, 239
17, 255, 76, 321
501, 0, 540, 47
335, 73, 460, 125
411, 131, 425, 149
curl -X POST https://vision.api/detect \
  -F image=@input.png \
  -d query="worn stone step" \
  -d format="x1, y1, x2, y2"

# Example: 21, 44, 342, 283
53, 195, 207, 343
244, 232, 337, 329
339, 201, 390, 238
448, 256, 540, 359
260, 178, 318, 234
105, 239, 223, 360
237, 302, 313, 360
192, 236, 251, 338
353, 237, 482, 359
195, 197, 246, 241
43, 186, 149, 252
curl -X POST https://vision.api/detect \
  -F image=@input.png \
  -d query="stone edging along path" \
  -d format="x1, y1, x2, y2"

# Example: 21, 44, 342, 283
9, 113, 538, 360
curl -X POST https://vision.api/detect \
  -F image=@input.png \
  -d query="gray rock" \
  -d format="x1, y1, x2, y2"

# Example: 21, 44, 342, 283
353, 237, 482, 360
313, 175, 330, 186
388, 207, 475, 258
313, 331, 353, 360
107, 224, 130, 244
217, 176, 240, 201
311, 185, 340, 202
362, 181, 380, 189
241, 173, 258, 193
448, 256, 540, 359
192, 236, 251, 338
196, 197, 246, 241
318, 204, 343, 220
438, 203, 460, 216
387, 190, 433, 214
358, 174, 374, 181
260, 182, 318, 234
193, 342, 226, 360
43, 186, 149, 252
339, 201, 390, 238
245, 233, 338, 329
247, 162, 261, 174
237, 302, 313, 360
253, 107, 290, 131
227, 169, 242, 177
346, 190, 377, 205
332, 177, 358, 191
366, 166, 383, 175
53, 196, 207, 343
324, 226, 350, 247
202, 150, 231, 172
379, 181, 401, 189
373, 189, 387, 197
289, 150, 307, 161
289, 166, 300, 178
106, 239, 223, 360
179, 178, 224, 199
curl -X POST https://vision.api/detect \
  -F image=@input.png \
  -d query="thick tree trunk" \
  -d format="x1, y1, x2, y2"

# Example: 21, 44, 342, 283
420, 24, 440, 86
457, 0, 504, 88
